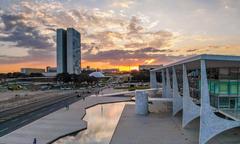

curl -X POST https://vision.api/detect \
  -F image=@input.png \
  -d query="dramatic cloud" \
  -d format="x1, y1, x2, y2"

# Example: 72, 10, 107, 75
0, 49, 54, 65
0, 0, 239, 72
0, 14, 54, 49
83, 48, 184, 66
0, 0, 180, 68
111, 0, 135, 8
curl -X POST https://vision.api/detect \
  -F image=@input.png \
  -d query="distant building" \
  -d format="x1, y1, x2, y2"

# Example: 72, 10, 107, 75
46, 66, 57, 73
21, 68, 45, 75
89, 72, 105, 78
101, 68, 119, 73
43, 66, 57, 77
42, 72, 57, 77
57, 28, 81, 74
139, 65, 163, 71
82, 66, 96, 71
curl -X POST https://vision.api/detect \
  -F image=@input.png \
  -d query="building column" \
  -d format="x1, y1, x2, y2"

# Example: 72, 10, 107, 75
135, 90, 148, 115
166, 68, 172, 98
172, 67, 183, 116
161, 69, 166, 97
182, 64, 200, 128
199, 60, 240, 144
150, 71, 157, 89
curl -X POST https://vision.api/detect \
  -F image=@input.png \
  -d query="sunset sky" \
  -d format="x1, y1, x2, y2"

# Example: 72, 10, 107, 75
0, 0, 240, 72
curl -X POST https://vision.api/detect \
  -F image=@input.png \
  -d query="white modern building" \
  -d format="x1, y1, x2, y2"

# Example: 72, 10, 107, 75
57, 28, 81, 74
20, 68, 45, 75
89, 72, 105, 78
46, 66, 57, 73
150, 54, 240, 144
139, 64, 163, 71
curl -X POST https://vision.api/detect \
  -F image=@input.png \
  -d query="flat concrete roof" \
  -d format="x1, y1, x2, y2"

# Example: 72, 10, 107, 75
151, 54, 240, 72
111, 104, 240, 144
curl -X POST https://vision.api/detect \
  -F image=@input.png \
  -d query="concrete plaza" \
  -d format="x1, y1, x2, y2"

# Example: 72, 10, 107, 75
111, 103, 240, 144
0, 95, 132, 144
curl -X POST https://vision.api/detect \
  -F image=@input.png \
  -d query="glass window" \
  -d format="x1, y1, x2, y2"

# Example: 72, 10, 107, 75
229, 80, 238, 95
229, 98, 236, 109
237, 97, 240, 110
219, 68, 229, 75
238, 81, 240, 96
197, 80, 201, 89
214, 81, 219, 94
210, 80, 215, 94
210, 94, 218, 108
219, 68, 229, 79
230, 68, 239, 79
219, 81, 229, 95
208, 80, 211, 91
219, 97, 229, 109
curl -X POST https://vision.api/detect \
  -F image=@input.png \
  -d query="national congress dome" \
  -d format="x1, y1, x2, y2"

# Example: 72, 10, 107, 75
89, 72, 105, 78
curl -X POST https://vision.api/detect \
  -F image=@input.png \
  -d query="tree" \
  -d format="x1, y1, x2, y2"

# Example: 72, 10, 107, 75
56, 73, 71, 83
0, 73, 7, 79
130, 70, 150, 82
70, 74, 78, 83
80, 73, 89, 82
4, 72, 27, 78
56, 72, 99, 86
87, 76, 98, 84
29, 73, 44, 77
81, 69, 96, 74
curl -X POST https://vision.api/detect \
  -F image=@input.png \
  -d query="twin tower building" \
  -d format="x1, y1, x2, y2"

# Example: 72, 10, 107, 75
56, 28, 81, 74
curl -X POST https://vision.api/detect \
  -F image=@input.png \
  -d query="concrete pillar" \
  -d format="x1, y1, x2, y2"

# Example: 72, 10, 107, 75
166, 68, 172, 98
182, 64, 200, 128
135, 90, 148, 115
161, 69, 166, 97
199, 60, 240, 144
150, 71, 157, 89
172, 67, 183, 116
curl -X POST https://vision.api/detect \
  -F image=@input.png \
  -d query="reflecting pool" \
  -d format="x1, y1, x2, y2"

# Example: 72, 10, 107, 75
53, 102, 128, 144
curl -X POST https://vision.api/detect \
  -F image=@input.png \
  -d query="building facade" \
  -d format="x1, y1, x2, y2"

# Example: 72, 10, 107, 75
57, 28, 81, 74
21, 68, 45, 75
46, 66, 57, 73
139, 65, 163, 71
150, 54, 240, 144
101, 68, 119, 73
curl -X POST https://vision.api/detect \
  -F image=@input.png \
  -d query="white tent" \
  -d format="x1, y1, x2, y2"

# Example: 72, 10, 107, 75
89, 72, 105, 78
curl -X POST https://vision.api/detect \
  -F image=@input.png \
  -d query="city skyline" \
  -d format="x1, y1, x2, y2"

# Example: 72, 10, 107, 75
0, 0, 240, 73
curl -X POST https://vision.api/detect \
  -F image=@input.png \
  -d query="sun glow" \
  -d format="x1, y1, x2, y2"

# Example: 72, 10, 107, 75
144, 59, 155, 64
118, 66, 139, 71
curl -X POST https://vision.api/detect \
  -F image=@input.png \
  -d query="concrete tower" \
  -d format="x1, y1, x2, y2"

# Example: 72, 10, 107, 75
57, 28, 81, 74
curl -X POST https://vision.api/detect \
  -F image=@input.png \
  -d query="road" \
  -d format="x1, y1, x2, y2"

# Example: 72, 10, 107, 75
0, 89, 96, 137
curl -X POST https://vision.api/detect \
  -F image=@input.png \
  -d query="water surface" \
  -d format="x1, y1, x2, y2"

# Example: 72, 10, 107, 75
53, 102, 127, 144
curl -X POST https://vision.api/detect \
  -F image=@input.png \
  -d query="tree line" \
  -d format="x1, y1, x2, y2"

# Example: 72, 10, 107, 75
0, 72, 44, 79
0, 72, 98, 85
56, 73, 98, 85
130, 70, 161, 82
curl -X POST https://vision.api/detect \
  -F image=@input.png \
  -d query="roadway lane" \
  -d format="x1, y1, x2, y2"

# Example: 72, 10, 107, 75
0, 91, 80, 122
0, 92, 90, 137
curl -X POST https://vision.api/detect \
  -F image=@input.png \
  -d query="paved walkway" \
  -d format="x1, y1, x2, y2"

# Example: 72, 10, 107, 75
111, 104, 240, 144
0, 96, 132, 144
